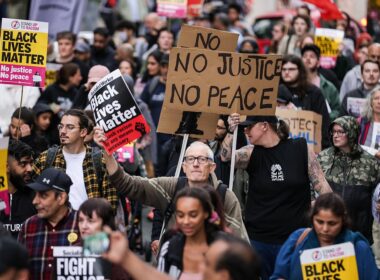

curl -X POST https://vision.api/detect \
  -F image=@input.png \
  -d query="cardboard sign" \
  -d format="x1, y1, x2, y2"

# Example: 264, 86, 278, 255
157, 0, 188, 18
165, 47, 282, 115
177, 24, 239, 51
158, 25, 239, 139
88, 70, 150, 154
0, 137, 9, 215
158, 106, 219, 139
54, 246, 110, 280
301, 242, 359, 280
276, 109, 322, 153
45, 63, 62, 88
315, 28, 344, 69
347, 97, 366, 118
0, 18, 48, 87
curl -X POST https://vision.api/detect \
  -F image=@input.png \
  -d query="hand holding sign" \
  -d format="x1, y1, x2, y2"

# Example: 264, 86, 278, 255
88, 70, 150, 154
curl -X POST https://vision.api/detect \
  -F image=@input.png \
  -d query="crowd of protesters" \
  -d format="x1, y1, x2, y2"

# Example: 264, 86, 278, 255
1, 1, 380, 280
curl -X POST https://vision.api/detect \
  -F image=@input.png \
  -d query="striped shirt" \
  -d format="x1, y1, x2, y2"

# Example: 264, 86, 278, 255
18, 208, 80, 280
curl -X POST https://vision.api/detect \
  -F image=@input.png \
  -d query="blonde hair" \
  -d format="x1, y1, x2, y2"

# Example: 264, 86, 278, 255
361, 85, 380, 120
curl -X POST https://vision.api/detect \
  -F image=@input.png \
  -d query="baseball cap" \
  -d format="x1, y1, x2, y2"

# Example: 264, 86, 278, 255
86, 65, 110, 87
240, 115, 278, 126
27, 168, 72, 193
277, 84, 293, 104
160, 53, 169, 65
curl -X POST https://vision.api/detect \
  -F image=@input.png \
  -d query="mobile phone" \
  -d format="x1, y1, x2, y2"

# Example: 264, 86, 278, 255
83, 232, 110, 256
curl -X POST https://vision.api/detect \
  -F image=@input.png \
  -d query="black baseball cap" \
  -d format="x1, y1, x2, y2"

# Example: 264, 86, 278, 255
240, 115, 278, 126
277, 84, 293, 104
28, 168, 72, 193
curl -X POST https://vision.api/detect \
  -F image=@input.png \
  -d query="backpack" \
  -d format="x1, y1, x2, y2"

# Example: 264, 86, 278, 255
45, 145, 104, 194
161, 177, 228, 238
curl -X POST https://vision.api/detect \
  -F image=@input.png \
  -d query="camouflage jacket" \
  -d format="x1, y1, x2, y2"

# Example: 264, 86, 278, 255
317, 116, 380, 187
317, 116, 380, 242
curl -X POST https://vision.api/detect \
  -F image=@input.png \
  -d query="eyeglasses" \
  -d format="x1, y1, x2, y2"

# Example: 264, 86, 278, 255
216, 125, 226, 130
57, 124, 81, 131
330, 130, 347, 137
183, 156, 212, 164
282, 67, 298, 72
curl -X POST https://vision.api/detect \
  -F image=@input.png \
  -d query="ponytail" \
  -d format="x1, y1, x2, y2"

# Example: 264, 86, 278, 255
269, 118, 289, 140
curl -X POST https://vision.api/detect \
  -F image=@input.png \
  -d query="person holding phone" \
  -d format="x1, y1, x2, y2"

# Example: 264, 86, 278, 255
78, 198, 130, 280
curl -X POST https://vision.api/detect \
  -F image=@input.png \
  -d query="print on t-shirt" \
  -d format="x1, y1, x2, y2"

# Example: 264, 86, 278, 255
271, 164, 284, 181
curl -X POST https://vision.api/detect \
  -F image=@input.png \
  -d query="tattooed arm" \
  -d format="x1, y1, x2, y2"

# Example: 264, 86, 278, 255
220, 113, 253, 169
307, 146, 332, 194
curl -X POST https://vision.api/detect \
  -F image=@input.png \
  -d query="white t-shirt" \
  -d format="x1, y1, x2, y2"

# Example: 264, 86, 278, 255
63, 149, 87, 210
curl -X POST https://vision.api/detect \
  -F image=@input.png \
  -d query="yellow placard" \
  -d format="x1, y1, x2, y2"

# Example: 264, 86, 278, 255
0, 30, 48, 66
301, 242, 359, 280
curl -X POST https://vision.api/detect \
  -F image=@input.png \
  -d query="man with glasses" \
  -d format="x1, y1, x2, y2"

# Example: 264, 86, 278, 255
93, 128, 248, 241
318, 116, 380, 245
0, 139, 36, 238
280, 55, 331, 149
33, 109, 118, 212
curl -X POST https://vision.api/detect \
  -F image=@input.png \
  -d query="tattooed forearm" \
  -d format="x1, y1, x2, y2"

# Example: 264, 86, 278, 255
235, 147, 253, 169
220, 133, 233, 161
307, 147, 331, 194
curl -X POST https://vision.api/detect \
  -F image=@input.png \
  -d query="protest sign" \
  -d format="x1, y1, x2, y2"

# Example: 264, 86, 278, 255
158, 25, 239, 138
370, 123, 380, 150
158, 106, 219, 139
165, 47, 282, 115
157, 0, 188, 18
177, 24, 239, 51
0, 137, 9, 215
0, 18, 48, 87
88, 70, 150, 154
45, 63, 62, 88
315, 28, 344, 69
301, 242, 359, 280
187, 0, 204, 17
54, 246, 110, 280
276, 109, 322, 153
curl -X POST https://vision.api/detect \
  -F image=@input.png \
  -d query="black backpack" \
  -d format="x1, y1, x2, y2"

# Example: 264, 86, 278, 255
45, 145, 104, 194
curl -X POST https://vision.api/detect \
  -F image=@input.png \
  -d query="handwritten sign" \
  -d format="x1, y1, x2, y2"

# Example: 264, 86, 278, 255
157, 25, 239, 138
157, 0, 188, 18
276, 109, 322, 153
301, 242, 359, 280
165, 47, 282, 115
0, 18, 48, 87
315, 28, 344, 69
177, 24, 239, 51
0, 137, 9, 215
88, 70, 150, 154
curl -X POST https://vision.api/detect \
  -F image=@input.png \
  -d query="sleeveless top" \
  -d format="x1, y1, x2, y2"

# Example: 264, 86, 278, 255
245, 138, 310, 244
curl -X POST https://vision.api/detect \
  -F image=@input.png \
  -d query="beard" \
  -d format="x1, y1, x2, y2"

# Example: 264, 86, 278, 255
9, 171, 30, 190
